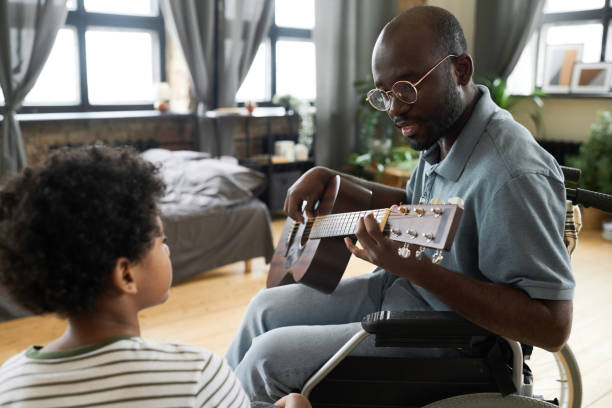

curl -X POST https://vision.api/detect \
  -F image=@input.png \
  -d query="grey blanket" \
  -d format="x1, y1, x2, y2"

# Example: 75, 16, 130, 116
141, 148, 266, 217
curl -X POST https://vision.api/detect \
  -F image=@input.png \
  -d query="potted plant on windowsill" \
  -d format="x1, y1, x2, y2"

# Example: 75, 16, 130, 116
567, 110, 612, 230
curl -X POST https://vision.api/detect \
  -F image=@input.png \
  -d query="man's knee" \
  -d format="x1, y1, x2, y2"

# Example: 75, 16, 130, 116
236, 328, 311, 400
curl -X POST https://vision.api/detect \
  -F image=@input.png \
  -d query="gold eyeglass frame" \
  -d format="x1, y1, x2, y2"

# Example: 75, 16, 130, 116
366, 54, 457, 111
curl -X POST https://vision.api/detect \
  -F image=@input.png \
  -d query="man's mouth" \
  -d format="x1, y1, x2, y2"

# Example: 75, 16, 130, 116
401, 124, 419, 137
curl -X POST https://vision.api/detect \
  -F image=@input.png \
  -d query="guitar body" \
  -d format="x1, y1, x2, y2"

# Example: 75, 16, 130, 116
267, 175, 373, 293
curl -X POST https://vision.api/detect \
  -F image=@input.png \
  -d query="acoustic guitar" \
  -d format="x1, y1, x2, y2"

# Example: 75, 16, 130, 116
266, 175, 464, 293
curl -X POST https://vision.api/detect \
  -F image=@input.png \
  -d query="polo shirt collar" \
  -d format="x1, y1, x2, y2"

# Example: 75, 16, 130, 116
422, 85, 499, 181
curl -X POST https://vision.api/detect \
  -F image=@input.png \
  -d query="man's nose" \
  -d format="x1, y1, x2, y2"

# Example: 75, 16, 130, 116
387, 93, 412, 119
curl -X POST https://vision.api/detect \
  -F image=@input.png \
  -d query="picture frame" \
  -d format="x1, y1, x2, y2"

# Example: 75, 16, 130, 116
570, 62, 612, 93
542, 44, 583, 93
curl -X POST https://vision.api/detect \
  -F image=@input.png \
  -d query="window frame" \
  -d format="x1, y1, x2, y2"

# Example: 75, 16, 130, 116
18, 0, 166, 114
237, 8, 314, 107
534, 0, 612, 96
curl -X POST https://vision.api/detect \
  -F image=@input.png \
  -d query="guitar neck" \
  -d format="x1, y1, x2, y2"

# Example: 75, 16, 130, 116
308, 209, 390, 239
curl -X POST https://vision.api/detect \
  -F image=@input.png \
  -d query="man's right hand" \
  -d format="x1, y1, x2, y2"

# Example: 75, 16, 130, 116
283, 166, 335, 223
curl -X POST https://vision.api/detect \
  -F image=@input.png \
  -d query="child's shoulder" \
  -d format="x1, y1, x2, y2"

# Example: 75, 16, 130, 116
143, 340, 216, 359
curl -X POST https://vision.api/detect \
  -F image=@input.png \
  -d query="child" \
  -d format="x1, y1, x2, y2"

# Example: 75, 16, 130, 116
0, 146, 309, 408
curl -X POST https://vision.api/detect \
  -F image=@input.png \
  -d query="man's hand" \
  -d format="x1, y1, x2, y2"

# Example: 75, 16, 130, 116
344, 212, 406, 272
274, 393, 312, 408
284, 166, 335, 223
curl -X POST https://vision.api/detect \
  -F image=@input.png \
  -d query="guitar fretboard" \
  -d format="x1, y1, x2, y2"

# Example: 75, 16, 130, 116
307, 209, 388, 239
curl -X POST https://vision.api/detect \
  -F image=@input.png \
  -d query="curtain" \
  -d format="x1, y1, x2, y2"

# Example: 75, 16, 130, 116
0, 0, 67, 178
314, 0, 397, 170
161, 0, 273, 155
474, 0, 544, 80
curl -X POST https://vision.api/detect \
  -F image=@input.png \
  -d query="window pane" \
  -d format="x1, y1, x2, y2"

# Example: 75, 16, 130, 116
276, 40, 316, 100
86, 29, 157, 105
84, 0, 157, 16
24, 28, 79, 106
236, 43, 269, 102
275, 0, 314, 29
537, 22, 602, 86
507, 33, 538, 95
67, 0, 77, 10
544, 0, 604, 13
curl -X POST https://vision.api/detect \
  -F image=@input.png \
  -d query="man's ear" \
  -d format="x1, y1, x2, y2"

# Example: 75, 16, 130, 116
111, 257, 138, 295
453, 54, 473, 86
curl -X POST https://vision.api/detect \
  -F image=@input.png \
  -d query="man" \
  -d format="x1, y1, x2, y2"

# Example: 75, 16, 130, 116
226, 6, 574, 402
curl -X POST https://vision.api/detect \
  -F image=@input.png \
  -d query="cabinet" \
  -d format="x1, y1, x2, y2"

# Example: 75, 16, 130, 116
205, 107, 315, 211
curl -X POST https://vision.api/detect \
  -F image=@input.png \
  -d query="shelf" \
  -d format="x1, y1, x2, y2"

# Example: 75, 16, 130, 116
240, 157, 314, 169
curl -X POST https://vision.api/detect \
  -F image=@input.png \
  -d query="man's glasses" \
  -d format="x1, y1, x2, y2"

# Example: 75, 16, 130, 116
366, 54, 456, 111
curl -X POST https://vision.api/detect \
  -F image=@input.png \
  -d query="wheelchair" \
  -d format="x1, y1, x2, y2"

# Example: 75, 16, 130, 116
300, 166, 612, 408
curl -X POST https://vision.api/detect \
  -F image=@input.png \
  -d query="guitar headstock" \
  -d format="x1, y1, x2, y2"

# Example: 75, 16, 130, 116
385, 198, 463, 261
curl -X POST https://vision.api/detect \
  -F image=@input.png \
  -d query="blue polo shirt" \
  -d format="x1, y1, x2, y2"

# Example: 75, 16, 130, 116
398, 85, 574, 310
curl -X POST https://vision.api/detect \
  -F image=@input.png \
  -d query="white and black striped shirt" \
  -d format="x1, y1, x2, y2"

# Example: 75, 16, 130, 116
0, 335, 251, 408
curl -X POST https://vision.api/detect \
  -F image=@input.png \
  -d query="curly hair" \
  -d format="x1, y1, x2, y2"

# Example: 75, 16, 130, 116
0, 146, 166, 317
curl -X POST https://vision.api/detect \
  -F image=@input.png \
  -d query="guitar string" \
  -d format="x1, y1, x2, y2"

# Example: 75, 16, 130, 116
304, 210, 434, 238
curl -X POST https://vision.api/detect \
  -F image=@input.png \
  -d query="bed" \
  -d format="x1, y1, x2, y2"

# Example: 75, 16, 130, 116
141, 148, 274, 283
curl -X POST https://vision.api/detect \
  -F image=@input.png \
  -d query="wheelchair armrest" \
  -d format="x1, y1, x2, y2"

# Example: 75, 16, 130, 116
361, 311, 493, 348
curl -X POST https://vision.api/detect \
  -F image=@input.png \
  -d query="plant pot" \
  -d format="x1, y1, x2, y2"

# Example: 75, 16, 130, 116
580, 206, 610, 230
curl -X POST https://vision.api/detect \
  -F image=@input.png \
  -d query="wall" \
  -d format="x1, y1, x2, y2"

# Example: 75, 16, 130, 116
427, 0, 476, 53
425, 0, 609, 142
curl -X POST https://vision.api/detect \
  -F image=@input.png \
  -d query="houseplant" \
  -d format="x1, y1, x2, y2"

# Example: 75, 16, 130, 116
272, 94, 314, 151
567, 110, 612, 229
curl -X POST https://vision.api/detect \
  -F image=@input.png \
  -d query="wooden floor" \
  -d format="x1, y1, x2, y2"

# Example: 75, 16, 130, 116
1, 219, 611, 407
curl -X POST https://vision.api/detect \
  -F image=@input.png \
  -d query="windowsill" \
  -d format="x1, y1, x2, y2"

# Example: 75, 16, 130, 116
542, 93, 612, 100
4, 110, 193, 123
510, 93, 612, 100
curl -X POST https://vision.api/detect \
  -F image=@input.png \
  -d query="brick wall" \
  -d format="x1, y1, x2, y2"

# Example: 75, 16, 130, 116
20, 114, 195, 165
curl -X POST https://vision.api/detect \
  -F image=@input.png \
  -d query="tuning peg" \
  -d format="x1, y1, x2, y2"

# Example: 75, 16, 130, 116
432, 249, 444, 264
415, 246, 425, 260
397, 243, 411, 259
430, 197, 445, 205
448, 197, 464, 209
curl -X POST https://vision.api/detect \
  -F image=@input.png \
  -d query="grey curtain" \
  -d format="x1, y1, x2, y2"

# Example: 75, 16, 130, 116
474, 0, 544, 80
161, 0, 273, 155
0, 0, 67, 178
314, 0, 396, 170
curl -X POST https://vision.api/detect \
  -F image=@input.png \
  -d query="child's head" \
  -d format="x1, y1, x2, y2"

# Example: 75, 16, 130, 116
0, 145, 168, 318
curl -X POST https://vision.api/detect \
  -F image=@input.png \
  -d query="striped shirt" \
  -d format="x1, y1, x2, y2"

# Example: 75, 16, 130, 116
0, 335, 251, 408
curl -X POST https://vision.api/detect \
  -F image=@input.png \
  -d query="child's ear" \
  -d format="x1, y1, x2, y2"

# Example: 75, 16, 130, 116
111, 257, 138, 295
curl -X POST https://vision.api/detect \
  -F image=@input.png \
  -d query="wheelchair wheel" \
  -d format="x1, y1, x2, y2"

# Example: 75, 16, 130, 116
423, 392, 558, 407
528, 344, 582, 408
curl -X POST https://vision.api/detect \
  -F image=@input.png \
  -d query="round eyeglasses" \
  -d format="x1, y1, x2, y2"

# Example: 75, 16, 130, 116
366, 54, 456, 111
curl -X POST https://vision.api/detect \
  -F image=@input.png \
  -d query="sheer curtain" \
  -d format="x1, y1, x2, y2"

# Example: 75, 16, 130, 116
474, 0, 544, 80
161, 0, 273, 155
0, 0, 68, 178
314, 0, 397, 170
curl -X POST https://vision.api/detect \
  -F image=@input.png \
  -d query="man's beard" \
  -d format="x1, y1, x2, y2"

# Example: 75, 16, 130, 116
412, 82, 463, 151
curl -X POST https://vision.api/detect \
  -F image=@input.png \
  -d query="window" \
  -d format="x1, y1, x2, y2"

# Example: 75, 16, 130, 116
507, 0, 612, 95
236, 0, 315, 104
19, 0, 165, 112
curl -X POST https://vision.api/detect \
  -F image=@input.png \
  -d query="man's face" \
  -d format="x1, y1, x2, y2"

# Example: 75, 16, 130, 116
372, 28, 463, 151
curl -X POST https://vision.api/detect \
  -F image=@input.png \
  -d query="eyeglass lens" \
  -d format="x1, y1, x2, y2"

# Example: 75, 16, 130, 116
368, 82, 417, 111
